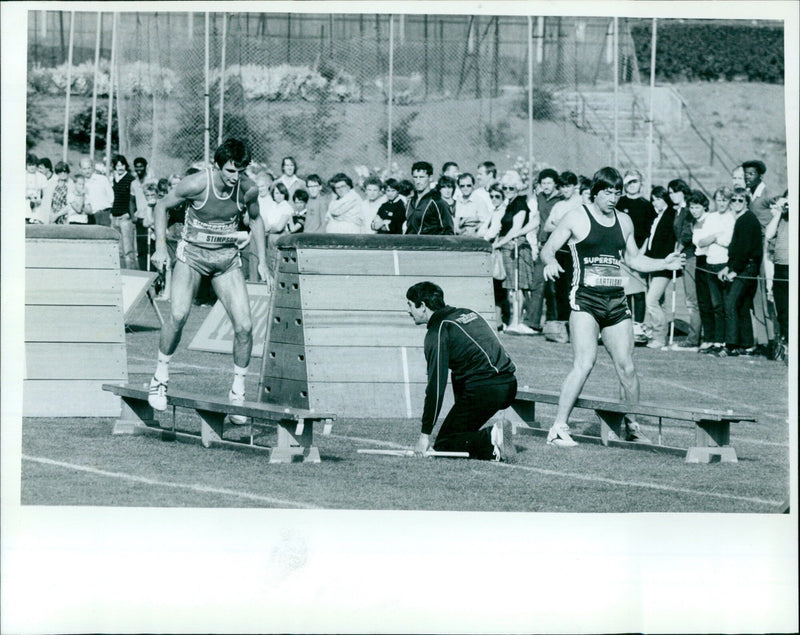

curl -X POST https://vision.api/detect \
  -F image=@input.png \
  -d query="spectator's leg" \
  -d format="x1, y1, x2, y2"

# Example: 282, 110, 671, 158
683, 256, 701, 346
695, 258, 713, 346
644, 276, 669, 345
525, 257, 545, 330
773, 264, 789, 343
706, 264, 726, 344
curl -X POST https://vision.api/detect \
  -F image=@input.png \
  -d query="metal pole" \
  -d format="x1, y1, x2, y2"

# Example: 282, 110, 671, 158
218, 12, 227, 146
105, 11, 117, 175
204, 12, 210, 165
613, 17, 619, 167
528, 16, 534, 182
89, 12, 102, 163
387, 14, 394, 173
62, 11, 75, 162
647, 18, 657, 191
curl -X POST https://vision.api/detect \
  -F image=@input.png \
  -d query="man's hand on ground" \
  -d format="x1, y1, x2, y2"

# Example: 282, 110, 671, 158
414, 433, 430, 457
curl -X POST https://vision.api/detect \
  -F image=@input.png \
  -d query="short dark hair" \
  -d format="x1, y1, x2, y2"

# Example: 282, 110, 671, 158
112, 154, 129, 170
667, 178, 691, 197
38, 157, 53, 171
330, 172, 353, 189
742, 159, 766, 176
133, 157, 148, 167
537, 168, 559, 184
306, 173, 323, 186
488, 182, 504, 200
457, 173, 475, 186
479, 161, 497, 178
27, 152, 38, 166
293, 189, 309, 204
590, 167, 623, 201
384, 177, 401, 191
364, 175, 384, 189
397, 179, 414, 196
214, 138, 250, 169
437, 175, 456, 191
732, 186, 751, 203
650, 185, 671, 207
406, 281, 446, 311
687, 190, 709, 210
411, 161, 434, 176
559, 171, 578, 187
281, 156, 297, 171
441, 161, 459, 174
54, 161, 70, 174
578, 176, 591, 193
157, 178, 170, 195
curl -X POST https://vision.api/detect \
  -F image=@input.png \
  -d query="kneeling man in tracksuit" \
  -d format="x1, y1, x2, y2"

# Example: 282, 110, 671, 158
406, 281, 518, 462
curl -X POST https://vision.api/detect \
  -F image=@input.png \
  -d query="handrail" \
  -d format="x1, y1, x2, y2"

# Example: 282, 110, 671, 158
650, 119, 712, 197
576, 92, 639, 168
674, 92, 738, 172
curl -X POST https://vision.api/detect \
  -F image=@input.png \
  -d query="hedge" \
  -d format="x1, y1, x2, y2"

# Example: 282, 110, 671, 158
630, 22, 784, 83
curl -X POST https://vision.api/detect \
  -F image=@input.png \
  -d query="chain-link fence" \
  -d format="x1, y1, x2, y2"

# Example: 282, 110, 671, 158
28, 11, 643, 185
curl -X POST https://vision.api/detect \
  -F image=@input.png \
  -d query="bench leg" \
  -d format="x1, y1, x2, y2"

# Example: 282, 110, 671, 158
686, 420, 737, 463
270, 418, 321, 464
509, 401, 537, 434
596, 410, 625, 445
197, 409, 226, 448
113, 396, 156, 435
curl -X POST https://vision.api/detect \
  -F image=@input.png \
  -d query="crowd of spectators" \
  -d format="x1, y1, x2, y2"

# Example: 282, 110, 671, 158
25, 150, 789, 359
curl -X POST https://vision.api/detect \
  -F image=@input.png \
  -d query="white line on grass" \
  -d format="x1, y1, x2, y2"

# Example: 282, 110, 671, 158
340, 435, 784, 507
489, 462, 784, 507
22, 455, 319, 509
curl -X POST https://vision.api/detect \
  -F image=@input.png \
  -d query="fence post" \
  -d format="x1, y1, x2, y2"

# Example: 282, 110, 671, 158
709, 135, 715, 166
89, 11, 102, 164
105, 11, 117, 175
62, 11, 75, 162
387, 14, 394, 174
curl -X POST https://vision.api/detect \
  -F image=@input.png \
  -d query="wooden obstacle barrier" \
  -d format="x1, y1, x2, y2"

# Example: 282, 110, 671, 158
258, 234, 495, 419
103, 383, 335, 463
25, 225, 128, 417
508, 387, 756, 463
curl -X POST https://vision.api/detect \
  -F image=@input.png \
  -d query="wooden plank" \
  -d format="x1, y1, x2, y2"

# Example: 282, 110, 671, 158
303, 346, 428, 383
25, 342, 127, 379
102, 384, 333, 420
305, 381, 455, 419
26, 239, 118, 269
296, 248, 491, 276
26, 305, 126, 343
301, 310, 495, 347
24, 380, 123, 417
261, 342, 310, 382
299, 274, 495, 312
515, 389, 756, 422
26, 268, 121, 306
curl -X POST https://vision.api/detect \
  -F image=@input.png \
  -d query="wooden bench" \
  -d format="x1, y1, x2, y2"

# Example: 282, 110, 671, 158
508, 387, 756, 463
102, 383, 335, 464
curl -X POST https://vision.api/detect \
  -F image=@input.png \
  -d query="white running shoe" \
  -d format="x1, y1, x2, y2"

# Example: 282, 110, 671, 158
491, 419, 518, 463
625, 421, 652, 444
227, 389, 248, 425
546, 423, 578, 447
148, 376, 168, 411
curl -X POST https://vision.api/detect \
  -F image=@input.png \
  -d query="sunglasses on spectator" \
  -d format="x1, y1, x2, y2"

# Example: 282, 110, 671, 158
731, 197, 746, 202
458, 183, 473, 188
490, 193, 503, 199
502, 185, 516, 191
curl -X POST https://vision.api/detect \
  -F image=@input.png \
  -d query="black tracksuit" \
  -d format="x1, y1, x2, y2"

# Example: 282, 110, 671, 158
724, 209, 763, 350
422, 306, 517, 459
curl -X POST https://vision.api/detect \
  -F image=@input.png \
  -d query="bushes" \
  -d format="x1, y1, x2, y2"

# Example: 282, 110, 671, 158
513, 87, 554, 120
28, 61, 175, 97
280, 88, 342, 152
68, 104, 118, 152
484, 120, 511, 151
630, 22, 784, 83
212, 64, 357, 102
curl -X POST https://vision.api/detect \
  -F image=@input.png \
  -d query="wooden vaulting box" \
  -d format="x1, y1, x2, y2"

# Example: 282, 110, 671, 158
24, 225, 128, 417
258, 234, 495, 419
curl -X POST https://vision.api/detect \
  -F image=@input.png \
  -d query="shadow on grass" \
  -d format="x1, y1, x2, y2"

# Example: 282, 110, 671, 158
125, 324, 161, 333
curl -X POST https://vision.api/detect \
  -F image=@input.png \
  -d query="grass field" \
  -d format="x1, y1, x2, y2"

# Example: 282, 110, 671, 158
20, 292, 791, 513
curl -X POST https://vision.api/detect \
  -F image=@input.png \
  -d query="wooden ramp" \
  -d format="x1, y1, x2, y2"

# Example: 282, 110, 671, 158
258, 234, 495, 419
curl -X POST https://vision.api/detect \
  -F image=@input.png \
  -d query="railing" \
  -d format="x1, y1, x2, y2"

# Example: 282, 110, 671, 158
649, 118, 712, 198
573, 92, 639, 169
676, 94, 738, 173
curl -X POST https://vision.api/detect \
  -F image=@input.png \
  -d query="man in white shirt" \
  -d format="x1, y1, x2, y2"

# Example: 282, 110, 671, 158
361, 176, 386, 234
454, 173, 491, 236
473, 161, 497, 211
79, 157, 114, 226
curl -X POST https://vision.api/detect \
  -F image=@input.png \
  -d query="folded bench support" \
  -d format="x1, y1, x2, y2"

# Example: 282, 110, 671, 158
685, 419, 737, 463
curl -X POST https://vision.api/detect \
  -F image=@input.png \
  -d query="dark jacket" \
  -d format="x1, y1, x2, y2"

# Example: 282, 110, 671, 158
421, 306, 515, 433
405, 188, 454, 235
645, 207, 679, 278
672, 205, 695, 257
727, 210, 763, 275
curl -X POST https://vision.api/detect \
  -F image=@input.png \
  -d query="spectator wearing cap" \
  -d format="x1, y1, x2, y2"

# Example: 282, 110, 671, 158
617, 170, 656, 330
717, 187, 763, 357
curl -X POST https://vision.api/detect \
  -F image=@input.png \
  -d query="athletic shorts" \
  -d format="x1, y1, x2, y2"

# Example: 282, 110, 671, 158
570, 286, 631, 329
175, 239, 241, 278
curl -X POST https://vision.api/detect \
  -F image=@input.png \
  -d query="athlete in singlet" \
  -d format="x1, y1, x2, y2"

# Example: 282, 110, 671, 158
540, 167, 684, 447
148, 139, 269, 422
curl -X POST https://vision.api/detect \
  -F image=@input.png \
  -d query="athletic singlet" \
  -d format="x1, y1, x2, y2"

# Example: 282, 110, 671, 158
569, 205, 628, 292
181, 168, 244, 249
